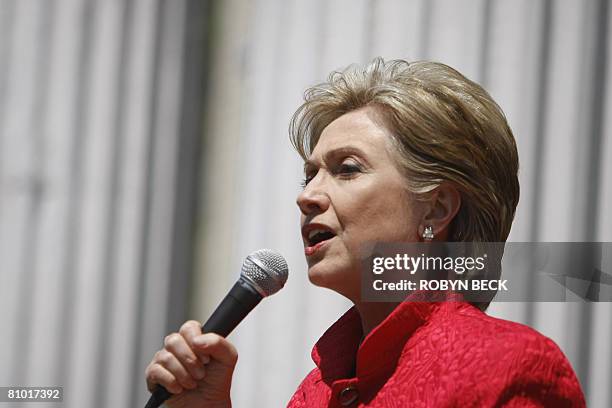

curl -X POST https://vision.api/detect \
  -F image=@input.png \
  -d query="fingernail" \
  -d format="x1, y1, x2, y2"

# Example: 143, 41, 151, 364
193, 336, 207, 347
194, 368, 205, 379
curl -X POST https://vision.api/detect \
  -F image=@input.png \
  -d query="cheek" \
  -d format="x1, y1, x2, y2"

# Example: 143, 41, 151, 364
342, 188, 419, 242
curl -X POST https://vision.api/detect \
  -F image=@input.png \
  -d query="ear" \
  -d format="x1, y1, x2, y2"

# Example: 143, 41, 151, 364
420, 183, 461, 241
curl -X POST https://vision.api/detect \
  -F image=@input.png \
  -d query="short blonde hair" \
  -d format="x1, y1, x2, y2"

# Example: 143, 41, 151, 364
290, 58, 519, 242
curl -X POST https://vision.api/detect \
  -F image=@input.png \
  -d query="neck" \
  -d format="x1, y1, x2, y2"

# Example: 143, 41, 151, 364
354, 301, 400, 339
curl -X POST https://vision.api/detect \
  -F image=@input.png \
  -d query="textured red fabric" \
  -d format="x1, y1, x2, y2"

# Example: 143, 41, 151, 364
287, 300, 585, 407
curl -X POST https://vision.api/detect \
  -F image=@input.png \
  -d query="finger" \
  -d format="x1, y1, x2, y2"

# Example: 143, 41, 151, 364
178, 321, 210, 365
145, 363, 184, 395
156, 349, 198, 390
164, 332, 207, 380
178, 320, 202, 344
192, 333, 238, 368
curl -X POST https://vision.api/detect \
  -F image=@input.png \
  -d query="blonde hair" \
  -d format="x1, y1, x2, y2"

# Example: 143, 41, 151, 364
290, 59, 519, 242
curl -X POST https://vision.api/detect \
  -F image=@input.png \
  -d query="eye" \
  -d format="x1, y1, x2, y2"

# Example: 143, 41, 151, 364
339, 163, 360, 173
300, 171, 317, 188
336, 161, 362, 178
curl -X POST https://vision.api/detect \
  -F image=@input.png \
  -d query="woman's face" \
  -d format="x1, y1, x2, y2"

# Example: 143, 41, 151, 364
296, 107, 425, 301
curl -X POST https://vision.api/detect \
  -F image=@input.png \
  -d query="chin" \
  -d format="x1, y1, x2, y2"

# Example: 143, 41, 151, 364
306, 265, 332, 287
307, 263, 356, 299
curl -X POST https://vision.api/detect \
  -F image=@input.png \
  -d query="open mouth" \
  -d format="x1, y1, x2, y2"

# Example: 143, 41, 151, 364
307, 230, 335, 247
302, 224, 337, 255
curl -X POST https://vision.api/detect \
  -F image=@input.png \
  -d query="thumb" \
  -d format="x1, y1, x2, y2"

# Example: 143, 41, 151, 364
192, 333, 238, 368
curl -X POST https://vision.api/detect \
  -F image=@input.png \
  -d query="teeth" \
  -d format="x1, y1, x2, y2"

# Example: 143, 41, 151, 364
308, 229, 327, 241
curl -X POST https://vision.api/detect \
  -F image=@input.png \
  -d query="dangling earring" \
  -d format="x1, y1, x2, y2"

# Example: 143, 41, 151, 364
422, 225, 434, 241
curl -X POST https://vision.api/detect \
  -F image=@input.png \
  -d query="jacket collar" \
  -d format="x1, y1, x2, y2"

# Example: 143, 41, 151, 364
312, 292, 466, 383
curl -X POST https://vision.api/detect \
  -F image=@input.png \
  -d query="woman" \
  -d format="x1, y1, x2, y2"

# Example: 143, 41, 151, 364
145, 59, 585, 407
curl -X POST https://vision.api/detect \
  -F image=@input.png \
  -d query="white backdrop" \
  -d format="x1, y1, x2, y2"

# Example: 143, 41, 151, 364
0, 0, 206, 407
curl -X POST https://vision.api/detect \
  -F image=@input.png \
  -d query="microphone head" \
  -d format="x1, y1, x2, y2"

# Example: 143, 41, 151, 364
240, 249, 289, 297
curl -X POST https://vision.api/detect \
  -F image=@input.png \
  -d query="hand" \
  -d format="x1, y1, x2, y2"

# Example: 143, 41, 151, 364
145, 320, 238, 408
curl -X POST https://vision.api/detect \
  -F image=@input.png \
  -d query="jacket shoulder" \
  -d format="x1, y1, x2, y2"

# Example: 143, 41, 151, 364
421, 304, 586, 407
435, 305, 573, 369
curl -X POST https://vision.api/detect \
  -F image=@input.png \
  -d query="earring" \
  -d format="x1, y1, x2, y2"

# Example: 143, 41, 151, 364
422, 226, 434, 241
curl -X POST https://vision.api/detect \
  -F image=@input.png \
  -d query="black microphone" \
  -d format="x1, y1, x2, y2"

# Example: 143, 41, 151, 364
144, 249, 289, 408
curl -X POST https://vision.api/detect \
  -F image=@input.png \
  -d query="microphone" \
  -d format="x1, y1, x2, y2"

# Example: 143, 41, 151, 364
144, 249, 289, 408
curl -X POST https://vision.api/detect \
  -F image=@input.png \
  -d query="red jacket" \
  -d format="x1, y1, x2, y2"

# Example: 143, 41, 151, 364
288, 300, 585, 407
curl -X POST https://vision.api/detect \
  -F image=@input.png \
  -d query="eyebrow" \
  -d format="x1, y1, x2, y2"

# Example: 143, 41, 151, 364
303, 146, 368, 172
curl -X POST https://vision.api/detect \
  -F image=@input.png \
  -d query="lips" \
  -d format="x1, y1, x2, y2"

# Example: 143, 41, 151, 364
302, 223, 336, 256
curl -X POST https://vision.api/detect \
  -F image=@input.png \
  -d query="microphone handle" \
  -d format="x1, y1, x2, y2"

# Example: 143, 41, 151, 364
202, 279, 263, 336
144, 387, 172, 408
145, 280, 263, 408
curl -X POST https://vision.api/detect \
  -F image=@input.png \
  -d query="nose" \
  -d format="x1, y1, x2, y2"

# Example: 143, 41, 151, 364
296, 177, 330, 216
